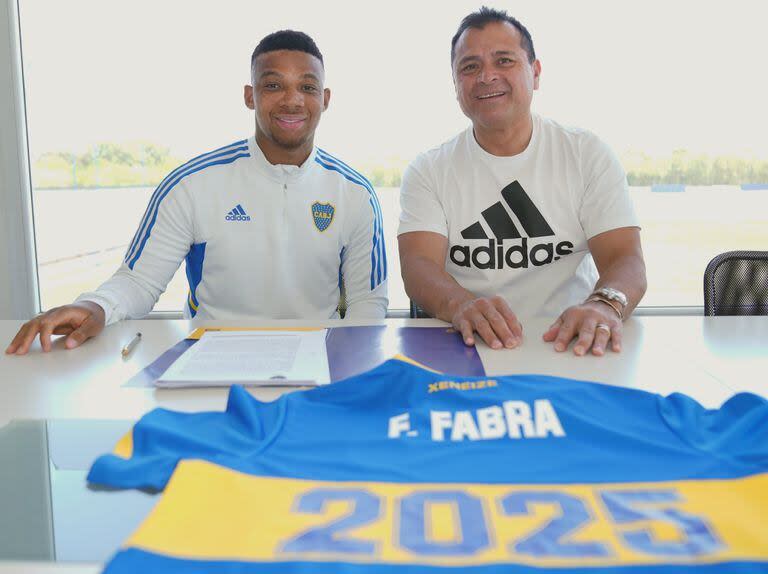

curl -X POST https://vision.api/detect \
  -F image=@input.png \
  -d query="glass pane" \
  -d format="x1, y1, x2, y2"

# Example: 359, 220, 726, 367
0, 420, 157, 562
20, 0, 767, 313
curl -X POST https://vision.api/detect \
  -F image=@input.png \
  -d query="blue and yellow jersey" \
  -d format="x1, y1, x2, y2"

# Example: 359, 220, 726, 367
88, 358, 768, 573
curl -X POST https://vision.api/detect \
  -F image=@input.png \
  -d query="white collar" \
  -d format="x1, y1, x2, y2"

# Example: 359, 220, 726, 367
247, 135, 317, 183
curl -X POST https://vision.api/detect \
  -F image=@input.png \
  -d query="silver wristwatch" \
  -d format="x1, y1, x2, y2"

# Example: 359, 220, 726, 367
592, 287, 628, 308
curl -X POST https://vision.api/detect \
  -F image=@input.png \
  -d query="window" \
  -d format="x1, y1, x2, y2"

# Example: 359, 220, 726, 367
20, 0, 767, 313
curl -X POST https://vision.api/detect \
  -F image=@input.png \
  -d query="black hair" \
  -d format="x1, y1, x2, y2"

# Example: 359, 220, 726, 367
450, 7, 536, 64
250, 30, 324, 78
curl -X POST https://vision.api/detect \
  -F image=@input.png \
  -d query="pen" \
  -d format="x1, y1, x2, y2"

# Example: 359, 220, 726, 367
121, 332, 142, 357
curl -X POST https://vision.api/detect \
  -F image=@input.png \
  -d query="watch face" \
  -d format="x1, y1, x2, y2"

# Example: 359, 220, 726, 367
600, 288, 628, 306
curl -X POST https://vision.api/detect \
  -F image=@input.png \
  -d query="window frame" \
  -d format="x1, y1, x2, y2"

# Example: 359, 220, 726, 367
0, 0, 39, 320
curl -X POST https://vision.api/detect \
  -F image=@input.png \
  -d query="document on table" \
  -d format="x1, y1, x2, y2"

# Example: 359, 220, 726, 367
155, 329, 330, 388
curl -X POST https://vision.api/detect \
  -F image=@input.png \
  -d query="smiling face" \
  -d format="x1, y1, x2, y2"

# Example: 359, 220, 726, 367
452, 21, 541, 133
244, 49, 330, 164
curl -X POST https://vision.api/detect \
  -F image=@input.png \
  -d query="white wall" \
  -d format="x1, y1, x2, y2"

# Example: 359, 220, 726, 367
0, 0, 38, 319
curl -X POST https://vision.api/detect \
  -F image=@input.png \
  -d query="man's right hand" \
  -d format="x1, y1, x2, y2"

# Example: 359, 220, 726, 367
450, 295, 523, 350
399, 232, 523, 350
5, 301, 106, 355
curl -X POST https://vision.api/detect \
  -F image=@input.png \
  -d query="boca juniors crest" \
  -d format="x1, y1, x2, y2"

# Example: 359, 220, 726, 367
311, 202, 335, 232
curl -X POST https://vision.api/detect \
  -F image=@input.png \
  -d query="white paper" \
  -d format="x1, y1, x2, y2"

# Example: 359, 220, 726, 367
155, 330, 330, 388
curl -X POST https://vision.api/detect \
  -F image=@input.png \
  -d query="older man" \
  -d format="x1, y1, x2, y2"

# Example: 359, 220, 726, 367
399, 8, 645, 356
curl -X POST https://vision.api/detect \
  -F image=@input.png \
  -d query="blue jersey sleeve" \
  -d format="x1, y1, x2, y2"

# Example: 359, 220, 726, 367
659, 392, 768, 470
87, 386, 284, 490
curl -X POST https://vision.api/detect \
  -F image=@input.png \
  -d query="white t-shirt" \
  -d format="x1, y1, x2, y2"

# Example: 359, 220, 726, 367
78, 137, 388, 324
398, 114, 638, 318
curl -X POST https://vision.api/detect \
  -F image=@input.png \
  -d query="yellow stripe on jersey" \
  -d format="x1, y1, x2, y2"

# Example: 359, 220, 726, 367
125, 460, 768, 568
391, 354, 442, 373
113, 430, 134, 459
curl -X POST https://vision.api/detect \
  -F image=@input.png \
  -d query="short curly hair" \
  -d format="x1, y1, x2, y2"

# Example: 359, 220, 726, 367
250, 30, 324, 80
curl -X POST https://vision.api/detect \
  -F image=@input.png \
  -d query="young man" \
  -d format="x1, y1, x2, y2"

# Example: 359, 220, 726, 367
398, 8, 645, 356
8, 30, 387, 355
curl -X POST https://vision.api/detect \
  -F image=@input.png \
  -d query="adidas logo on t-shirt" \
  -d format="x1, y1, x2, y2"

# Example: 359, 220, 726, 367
460, 181, 554, 240
451, 181, 574, 269
225, 204, 251, 222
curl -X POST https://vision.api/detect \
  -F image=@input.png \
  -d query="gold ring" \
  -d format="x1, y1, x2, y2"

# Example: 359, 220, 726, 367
595, 323, 611, 333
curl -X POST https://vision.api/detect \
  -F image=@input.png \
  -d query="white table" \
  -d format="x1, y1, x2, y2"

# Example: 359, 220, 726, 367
1, 316, 766, 428
0, 315, 766, 574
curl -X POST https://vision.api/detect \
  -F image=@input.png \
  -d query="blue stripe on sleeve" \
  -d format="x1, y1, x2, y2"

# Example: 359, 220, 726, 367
128, 151, 250, 270
126, 140, 248, 262
314, 158, 382, 290
125, 140, 248, 265
316, 149, 384, 227
314, 149, 387, 290
317, 149, 388, 287
312, 157, 380, 274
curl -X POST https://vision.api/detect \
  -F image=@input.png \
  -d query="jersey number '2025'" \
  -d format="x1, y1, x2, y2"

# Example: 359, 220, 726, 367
279, 486, 723, 560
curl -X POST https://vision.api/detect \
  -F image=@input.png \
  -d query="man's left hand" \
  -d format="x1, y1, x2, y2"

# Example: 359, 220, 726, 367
542, 302, 622, 356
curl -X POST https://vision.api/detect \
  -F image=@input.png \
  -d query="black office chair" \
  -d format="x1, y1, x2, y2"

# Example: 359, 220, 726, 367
703, 250, 768, 316
409, 300, 431, 319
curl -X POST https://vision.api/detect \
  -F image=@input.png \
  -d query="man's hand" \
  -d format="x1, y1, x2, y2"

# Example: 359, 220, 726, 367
5, 301, 106, 355
542, 302, 622, 356
398, 233, 523, 351
451, 296, 523, 350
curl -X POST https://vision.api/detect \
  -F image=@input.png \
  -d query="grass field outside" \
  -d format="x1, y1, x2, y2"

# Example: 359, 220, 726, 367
33, 186, 768, 314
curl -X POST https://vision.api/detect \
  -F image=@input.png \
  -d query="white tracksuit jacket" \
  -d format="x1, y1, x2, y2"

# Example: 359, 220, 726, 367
77, 137, 388, 324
